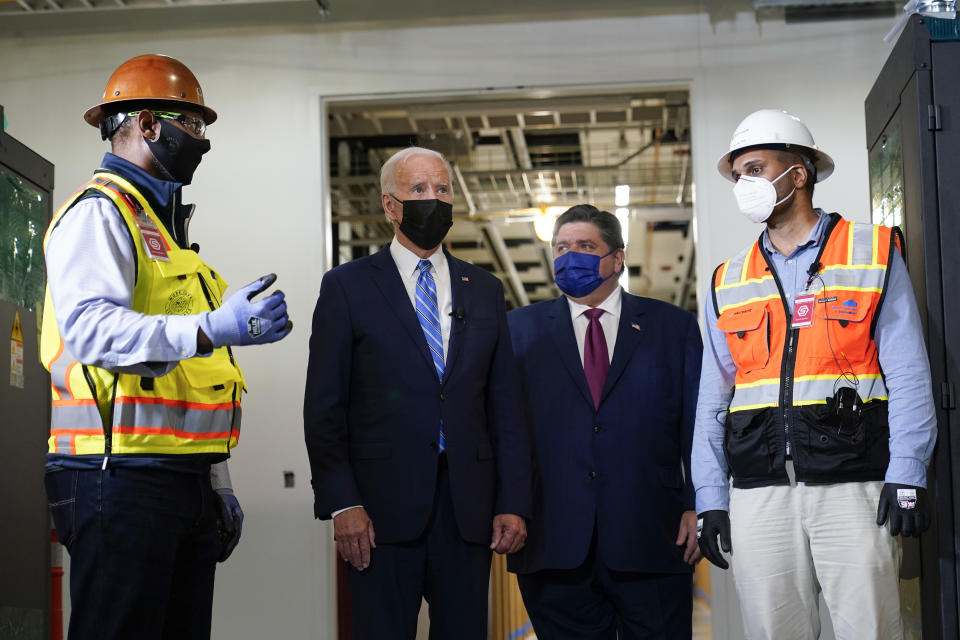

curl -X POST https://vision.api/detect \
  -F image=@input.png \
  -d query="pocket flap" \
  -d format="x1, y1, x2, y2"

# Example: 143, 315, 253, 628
155, 249, 205, 278
178, 351, 243, 389
717, 304, 767, 334
823, 298, 870, 322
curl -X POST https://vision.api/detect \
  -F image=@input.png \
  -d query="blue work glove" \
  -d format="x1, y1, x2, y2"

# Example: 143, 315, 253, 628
697, 510, 732, 570
877, 483, 930, 538
215, 490, 244, 562
200, 273, 292, 348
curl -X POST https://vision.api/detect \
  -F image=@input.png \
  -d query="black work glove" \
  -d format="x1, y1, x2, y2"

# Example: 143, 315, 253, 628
697, 510, 732, 570
215, 490, 244, 562
876, 483, 930, 538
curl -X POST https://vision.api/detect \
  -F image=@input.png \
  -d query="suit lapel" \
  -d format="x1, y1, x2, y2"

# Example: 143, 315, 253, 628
368, 246, 437, 379
547, 297, 595, 408
444, 254, 467, 385
600, 292, 646, 405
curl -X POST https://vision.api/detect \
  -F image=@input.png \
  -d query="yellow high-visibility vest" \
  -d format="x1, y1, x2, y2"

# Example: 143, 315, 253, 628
41, 171, 245, 457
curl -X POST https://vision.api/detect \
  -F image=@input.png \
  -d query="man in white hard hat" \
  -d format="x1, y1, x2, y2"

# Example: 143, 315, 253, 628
692, 108, 937, 639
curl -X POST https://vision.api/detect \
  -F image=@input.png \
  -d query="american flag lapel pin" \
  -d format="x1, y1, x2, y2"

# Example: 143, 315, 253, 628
461, 276, 470, 282
631, 322, 641, 331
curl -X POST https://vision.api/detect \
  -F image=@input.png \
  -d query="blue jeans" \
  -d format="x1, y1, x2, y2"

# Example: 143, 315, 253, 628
44, 465, 221, 640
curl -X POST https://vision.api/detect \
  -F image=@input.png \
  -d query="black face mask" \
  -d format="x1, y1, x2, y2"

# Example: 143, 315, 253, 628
391, 195, 453, 250
145, 119, 211, 185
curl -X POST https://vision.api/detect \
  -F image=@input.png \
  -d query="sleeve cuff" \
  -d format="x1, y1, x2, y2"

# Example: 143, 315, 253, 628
885, 457, 929, 488
695, 486, 729, 514
331, 505, 362, 518
166, 314, 206, 360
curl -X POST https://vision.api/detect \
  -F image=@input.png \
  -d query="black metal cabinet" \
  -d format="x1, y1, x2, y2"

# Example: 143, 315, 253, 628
0, 104, 54, 640
866, 15, 960, 640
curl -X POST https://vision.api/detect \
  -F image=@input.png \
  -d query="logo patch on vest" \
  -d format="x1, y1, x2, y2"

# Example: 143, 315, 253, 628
827, 299, 860, 317
247, 316, 262, 338
164, 290, 194, 315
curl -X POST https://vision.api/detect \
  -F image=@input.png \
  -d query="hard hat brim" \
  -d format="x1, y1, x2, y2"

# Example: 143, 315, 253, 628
716, 144, 834, 183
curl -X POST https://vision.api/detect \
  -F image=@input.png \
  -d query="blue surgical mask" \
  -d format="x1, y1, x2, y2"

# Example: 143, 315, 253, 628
553, 249, 617, 298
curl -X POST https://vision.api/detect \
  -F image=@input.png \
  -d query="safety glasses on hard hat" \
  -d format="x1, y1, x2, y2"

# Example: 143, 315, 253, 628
128, 110, 207, 138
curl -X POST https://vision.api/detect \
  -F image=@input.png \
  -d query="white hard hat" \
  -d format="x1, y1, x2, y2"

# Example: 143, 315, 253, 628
716, 109, 834, 183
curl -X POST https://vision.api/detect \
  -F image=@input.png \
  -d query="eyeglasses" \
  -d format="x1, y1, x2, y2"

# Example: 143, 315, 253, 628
127, 110, 206, 138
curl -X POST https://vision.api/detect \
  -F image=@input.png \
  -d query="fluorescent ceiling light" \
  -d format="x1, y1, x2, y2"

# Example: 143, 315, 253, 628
615, 185, 630, 207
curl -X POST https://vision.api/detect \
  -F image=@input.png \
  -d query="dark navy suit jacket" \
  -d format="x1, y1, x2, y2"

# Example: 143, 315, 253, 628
506, 292, 701, 574
304, 246, 532, 545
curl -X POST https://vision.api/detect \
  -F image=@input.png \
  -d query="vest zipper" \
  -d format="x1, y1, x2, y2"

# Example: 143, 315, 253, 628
759, 256, 797, 457
197, 271, 238, 454
780, 328, 799, 456
758, 213, 841, 463
80, 364, 111, 467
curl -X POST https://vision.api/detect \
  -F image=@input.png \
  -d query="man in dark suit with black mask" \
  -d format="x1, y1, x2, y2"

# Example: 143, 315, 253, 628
304, 147, 532, 639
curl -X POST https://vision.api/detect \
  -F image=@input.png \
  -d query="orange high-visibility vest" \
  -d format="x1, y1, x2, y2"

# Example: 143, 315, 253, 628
40, 171, 245, 458
711, 213, 899, 485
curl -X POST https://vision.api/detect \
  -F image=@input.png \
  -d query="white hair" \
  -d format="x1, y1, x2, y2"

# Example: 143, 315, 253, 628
379, 146, 454, 195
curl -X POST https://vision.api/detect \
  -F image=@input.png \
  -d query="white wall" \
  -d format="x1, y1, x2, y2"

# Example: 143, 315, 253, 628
0, 6, 899, 638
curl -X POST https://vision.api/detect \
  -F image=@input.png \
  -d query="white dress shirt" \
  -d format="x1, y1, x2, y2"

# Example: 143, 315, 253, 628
566, 286, 622, 366
389, 236, 453, 360
332, 237, 453, 519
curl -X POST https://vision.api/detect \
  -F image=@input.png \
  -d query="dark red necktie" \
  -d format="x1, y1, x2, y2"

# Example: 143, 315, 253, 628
583, 308, 609, 409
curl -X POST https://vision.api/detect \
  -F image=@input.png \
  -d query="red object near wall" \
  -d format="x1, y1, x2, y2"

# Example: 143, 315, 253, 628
50, 529, 63, 640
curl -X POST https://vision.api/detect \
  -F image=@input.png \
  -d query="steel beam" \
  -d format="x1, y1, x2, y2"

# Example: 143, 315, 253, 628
479, 221, 529, 308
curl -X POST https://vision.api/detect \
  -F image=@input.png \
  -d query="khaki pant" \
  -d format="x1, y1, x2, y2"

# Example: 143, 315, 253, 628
729, 465, 903, 640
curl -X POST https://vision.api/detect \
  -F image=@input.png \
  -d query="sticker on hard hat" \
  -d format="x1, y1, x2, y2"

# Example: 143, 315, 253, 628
247, 316, 263, 338
897, 488, 917, 510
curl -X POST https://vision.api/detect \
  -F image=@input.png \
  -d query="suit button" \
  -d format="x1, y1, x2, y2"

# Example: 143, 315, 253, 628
440, 393, 446, 401
588, 471, 597, 479
593, 425, 601, 433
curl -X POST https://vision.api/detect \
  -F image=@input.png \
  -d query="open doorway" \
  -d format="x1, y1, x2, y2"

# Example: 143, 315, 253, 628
326, 88, 697, 312
322, 85, 708, 639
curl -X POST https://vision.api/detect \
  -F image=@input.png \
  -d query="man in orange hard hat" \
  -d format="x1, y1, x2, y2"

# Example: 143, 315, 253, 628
42, 54, 292, 640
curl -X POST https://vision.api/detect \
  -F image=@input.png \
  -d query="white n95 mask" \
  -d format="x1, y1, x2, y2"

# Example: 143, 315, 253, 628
732, 164, 800, 224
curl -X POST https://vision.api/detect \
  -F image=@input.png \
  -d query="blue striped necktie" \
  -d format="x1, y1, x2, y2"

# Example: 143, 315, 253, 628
415, 259, 446, 452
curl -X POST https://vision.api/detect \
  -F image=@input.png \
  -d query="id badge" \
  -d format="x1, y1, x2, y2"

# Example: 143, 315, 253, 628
134, 212, 170, 262
792, 294, 816, 329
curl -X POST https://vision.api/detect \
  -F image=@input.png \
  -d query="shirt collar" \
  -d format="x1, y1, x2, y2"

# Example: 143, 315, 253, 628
761, 208, 830, 257
567, 286, 622, 320
390, 236, 446, 278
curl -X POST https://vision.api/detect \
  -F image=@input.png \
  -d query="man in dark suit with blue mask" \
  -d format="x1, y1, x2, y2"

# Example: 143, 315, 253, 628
304, 147, 532, 639
507, 204, 702, 639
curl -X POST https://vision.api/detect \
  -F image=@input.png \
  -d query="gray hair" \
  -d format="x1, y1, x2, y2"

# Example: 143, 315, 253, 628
380, 146, 453, 195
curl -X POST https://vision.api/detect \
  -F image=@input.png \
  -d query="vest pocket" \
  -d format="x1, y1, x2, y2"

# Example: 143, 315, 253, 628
795, 402, 890, 479
724, 409, 778, 480
717, 303, 771, 373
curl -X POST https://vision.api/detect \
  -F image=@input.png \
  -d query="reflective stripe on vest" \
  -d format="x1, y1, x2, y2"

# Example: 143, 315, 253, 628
713, 215, 895, 414
41, 171, 245, 457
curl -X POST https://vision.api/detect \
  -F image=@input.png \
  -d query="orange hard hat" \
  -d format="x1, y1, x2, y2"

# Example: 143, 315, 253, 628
83, 54, 217, 128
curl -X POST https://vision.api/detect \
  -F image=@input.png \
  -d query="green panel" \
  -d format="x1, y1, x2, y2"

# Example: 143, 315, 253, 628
870, 120, 905, 234
0, 167, 47, 312
0, 606, 44, 639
